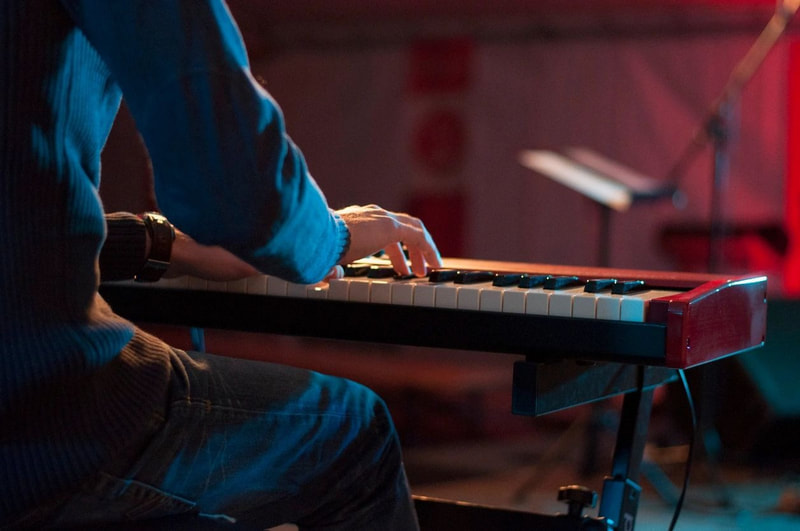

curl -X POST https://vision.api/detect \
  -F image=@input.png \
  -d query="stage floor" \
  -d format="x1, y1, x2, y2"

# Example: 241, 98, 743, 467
405, 434, 800, 531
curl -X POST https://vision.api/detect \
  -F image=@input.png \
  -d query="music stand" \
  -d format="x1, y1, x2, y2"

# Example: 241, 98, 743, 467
518, 148, 679, 511
519, 147, 675, 267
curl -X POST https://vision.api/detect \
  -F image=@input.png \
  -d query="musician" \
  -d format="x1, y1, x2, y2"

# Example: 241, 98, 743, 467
0, 1, 441, 529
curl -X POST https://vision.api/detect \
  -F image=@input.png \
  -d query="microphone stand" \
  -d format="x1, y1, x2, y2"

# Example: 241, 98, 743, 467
660, 2, 800, 513
666, 0, 799, 273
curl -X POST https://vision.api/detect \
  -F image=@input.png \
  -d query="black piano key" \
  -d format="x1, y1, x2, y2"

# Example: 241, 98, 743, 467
544, 275, 582, 290
374, 246, 411, 259
518, 274, 549, 289
454, 271, 495, 284
428, 269, 458, 283
493, 273, 524, 287
585, 278, 617, 293
344, 265, 371, 277
612, 280, 647, 294
367, 266, 397, 278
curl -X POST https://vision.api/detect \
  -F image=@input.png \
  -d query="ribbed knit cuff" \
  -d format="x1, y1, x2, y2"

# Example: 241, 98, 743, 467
99, 212, 147, 281
331, 210, 351, 265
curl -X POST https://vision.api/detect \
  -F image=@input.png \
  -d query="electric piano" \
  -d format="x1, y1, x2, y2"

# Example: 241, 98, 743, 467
100, 257, 767, 370
99, 258, 767, 530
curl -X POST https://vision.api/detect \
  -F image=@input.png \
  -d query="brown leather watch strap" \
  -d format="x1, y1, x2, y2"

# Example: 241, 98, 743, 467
134, 212, 175, 282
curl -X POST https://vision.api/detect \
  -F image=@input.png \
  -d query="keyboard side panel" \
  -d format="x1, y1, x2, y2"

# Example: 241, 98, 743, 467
648, 275, 768, 368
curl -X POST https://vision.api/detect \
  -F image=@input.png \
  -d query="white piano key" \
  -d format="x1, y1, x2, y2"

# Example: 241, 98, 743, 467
370, 281, 392, 304
207, 280, 227, 292
554, 286, 589, 317
435, 285, 458, 309
307, 284, 328, 299
226, 278, 248, 293
188, 277, 208, 291
413, 283, 437, 308
502, 289, 526, 314
386, 277, 428, 306
596, 295, 622, 320
548, 288, 581, 317
619, 290, 679, 322
327, 278, 350, 301
267, 276, 288, 296
456, 286, 482, 310
620, 296, 646, 322
348, 279, 372, 302
479, 286, 504, 312
286, 282, 309, 298
391, 281, 415, 306
158, 276, 190, 289
245, 275, 268, 295
525, 289, 550, 315
572, 292, 600, 319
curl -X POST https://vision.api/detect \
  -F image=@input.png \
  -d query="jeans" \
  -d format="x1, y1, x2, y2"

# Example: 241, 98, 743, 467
46, 349, 419, 530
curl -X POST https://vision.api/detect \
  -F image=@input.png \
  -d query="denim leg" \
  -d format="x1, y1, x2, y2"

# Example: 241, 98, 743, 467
50, 349, 419, 531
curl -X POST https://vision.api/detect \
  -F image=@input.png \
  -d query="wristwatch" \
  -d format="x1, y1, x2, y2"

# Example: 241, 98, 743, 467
135, 212, 175, 282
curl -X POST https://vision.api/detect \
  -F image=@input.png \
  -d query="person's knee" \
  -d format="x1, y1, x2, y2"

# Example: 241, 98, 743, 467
356, 382, 395, 430
335, 378, 399, 444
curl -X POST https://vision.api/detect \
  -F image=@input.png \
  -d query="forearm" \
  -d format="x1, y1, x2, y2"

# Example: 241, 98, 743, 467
60, 1, 345, 283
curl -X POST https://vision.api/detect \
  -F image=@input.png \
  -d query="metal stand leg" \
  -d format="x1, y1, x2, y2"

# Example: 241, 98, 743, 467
598, 366, 653, 531
415, 363, 670, 530
598, 205, 612, 268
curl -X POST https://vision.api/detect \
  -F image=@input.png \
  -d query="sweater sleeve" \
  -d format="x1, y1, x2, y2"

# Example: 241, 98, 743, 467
98, 212, 147, 282
58, 0, 349, 283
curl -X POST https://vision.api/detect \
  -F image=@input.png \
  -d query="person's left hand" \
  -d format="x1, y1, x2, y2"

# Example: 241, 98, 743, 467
165, 229, 259, 281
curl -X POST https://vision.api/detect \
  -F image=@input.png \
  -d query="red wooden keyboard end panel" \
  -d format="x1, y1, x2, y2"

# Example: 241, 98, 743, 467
657, 275, 767, 368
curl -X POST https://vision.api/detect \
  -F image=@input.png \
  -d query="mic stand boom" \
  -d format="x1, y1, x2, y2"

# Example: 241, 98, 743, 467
666, 1, 799, 272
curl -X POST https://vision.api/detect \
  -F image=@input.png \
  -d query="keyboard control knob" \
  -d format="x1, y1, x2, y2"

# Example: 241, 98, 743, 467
558, 484, 597, 518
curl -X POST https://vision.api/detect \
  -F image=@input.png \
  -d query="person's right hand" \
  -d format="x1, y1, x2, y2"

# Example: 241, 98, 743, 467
335, 204, 443, 277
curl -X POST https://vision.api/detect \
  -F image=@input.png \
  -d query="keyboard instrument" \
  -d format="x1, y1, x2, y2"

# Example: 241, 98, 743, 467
99, 257, 767, 370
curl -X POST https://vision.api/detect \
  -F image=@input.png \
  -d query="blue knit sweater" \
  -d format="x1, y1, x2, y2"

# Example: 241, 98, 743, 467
0, 1, 349, 524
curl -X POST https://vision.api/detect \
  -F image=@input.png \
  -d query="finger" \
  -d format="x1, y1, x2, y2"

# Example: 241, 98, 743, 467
397, 218, 442, 270
325, 265, 344, 280
384, 241, 411, 276
417, 219, 443, 268
425, 245, 443, 269
397, 215, 441, 252
406, 246, 428, 277
418, 234, 443, 269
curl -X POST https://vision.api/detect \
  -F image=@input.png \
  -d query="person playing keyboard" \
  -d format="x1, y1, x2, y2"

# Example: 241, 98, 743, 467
0, 2, 441, 530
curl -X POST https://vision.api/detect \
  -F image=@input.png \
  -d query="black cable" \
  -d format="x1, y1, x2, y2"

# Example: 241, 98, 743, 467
668, 369, 697, 531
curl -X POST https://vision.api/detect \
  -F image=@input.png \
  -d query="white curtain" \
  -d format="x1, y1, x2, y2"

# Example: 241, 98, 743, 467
257, 32, 789, 274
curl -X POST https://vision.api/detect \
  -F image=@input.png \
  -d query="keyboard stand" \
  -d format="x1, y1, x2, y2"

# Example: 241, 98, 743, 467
415, 361, 674, 530
597, 366, 654, 530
